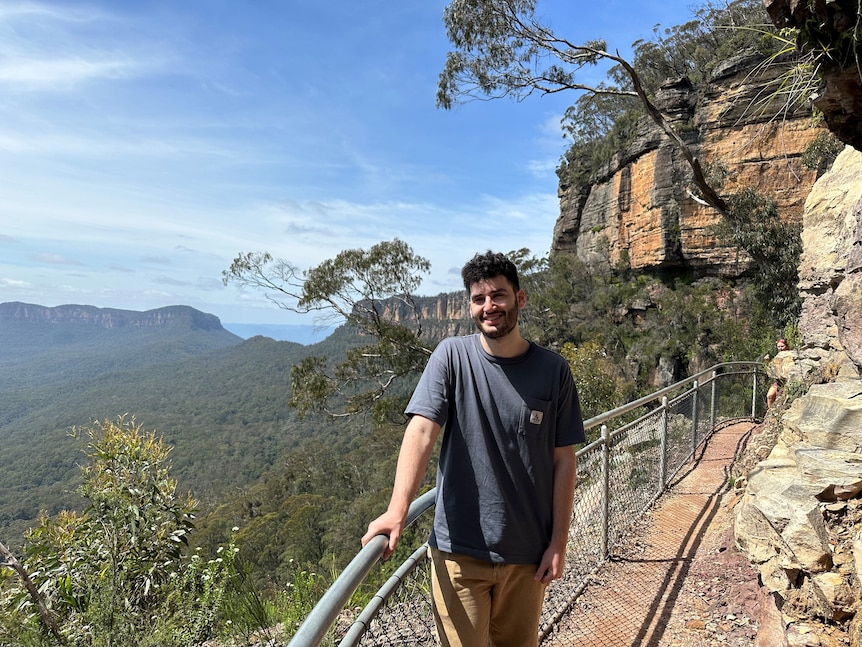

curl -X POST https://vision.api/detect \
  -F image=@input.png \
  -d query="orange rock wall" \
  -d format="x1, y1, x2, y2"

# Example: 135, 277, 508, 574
553, 59, 828, 277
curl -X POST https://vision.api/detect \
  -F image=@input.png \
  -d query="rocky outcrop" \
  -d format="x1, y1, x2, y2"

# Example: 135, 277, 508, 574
373, 293, 471, 340
553, 54, 827, 276
734, 146, 862, 640
797, 146, 862, 376
762, 0, 862, 152
734, 382, 862, 626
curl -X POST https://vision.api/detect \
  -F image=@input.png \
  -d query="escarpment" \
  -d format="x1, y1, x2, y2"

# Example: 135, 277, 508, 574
552, 54, 829, 278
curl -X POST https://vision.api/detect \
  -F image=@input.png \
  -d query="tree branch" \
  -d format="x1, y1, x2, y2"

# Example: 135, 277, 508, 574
0, 541, 67, 645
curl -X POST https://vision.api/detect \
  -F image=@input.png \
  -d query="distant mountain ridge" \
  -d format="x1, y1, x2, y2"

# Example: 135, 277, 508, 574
0, 302, 226, 331
0, 302, 242, 390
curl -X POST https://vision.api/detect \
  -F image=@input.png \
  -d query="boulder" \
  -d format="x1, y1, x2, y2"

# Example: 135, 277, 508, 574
782, 381, 862, 453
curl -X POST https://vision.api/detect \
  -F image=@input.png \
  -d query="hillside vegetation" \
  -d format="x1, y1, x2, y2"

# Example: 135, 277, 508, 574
0, 306, 363, 549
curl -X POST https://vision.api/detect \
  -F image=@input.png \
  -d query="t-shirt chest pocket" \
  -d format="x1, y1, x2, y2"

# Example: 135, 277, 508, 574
519, 397, 552, 436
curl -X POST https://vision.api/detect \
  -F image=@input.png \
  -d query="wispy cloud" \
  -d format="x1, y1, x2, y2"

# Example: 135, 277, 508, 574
0, 277, 30, 288
30, 253, 84, 266
0, 3, 162, 92
0, 58, 136, 88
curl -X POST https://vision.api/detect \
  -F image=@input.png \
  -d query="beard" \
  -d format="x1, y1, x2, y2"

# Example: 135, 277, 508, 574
472, 305, 519, 339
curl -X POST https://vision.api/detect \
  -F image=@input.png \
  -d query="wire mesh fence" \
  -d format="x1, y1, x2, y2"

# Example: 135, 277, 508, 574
292, 363, 765, 647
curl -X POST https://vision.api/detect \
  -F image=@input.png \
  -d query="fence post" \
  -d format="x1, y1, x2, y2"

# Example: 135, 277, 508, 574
691, 380, 699, 455
659, 396, 668, 492
710, 370, 717, 434
751, 366, 759, 419
601, 424, 609, 558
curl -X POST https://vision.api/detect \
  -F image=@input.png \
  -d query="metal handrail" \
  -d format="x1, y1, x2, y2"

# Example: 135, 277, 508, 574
287, 360, 763, 647
289, 490, 436, 646
581, 361, 757, 431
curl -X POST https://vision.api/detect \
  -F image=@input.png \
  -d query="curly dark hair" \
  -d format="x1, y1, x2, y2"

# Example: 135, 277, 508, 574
461, 251, 520, 292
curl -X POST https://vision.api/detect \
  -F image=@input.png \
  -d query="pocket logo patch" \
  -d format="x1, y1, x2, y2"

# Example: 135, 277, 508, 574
529, 410, 544, 425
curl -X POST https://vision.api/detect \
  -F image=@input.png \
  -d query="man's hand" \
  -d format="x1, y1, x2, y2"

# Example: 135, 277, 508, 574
534, 540, 566, 583
361, 509, 407, 560
537, 445, 577, 583
361, 415, 441, 561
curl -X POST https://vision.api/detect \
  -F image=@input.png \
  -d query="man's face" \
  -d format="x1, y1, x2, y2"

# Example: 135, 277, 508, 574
468, 276, 525, 339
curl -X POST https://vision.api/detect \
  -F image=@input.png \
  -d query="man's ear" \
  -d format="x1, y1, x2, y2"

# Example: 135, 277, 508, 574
517, 289, 527, 309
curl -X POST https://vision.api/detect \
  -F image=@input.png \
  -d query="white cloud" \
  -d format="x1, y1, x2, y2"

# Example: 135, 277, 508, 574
0, 278, 30, 288
0, 2, 164, 93
0, 58, 135, 88
30, 253, 84, 266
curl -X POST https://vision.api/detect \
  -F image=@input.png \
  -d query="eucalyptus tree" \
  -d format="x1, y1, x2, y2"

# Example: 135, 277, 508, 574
223, 239, 434, 419
437, 0, 732, 214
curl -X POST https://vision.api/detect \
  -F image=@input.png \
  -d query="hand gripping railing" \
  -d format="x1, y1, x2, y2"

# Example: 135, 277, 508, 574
287, 361, 765, 647
289, 490, 436, 647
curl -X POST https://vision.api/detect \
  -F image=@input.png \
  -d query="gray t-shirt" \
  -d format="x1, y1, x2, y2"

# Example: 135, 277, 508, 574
406, 334, 585, 564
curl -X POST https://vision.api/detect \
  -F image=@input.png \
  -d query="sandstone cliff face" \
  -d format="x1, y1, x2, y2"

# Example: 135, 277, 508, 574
553, 55, 827, 276
377, 293, 472, 340
797, 146, 862, 375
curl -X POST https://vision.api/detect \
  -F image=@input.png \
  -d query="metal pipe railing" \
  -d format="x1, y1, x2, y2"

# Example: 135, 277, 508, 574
289, 490, 436, 646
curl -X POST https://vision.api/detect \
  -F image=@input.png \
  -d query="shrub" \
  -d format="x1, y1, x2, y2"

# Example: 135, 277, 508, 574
0, 417, 237, 646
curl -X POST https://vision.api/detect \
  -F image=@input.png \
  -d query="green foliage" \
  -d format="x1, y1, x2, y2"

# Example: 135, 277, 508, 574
215, 558, 328, 645
439, 0, 600, 108
801, 128, 844, 171
559, 94, 643, 183
519, 247, 782, 392
792, 0, 862, 72
631, 0, 782, 91
194, 421, 413, 589
225, 239, 435, 419
560, 341, 622, 421
782, 321, 802, 350
717, 188, 803, 326
517, 252, 610, 349
0, 417, 236, 646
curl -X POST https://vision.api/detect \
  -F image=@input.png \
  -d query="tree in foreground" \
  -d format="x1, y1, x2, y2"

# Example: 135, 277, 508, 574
0, 417, 236, 646
224, 238, 435, 420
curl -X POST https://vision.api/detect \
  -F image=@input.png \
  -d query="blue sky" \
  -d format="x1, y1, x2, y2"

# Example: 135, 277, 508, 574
0, 0, 693, 326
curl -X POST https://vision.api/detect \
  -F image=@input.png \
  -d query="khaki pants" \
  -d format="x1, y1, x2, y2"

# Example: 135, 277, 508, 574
429, 547, 546, 647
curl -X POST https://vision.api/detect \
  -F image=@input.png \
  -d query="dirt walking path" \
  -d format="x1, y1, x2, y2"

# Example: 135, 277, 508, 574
546, 420, 762, 647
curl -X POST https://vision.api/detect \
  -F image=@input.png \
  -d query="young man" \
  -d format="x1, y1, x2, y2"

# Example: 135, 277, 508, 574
362, 251, 585, 647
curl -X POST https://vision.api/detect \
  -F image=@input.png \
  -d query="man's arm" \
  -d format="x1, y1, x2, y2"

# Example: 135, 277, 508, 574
361, 414, 441, 559
535, 445, 578, 582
